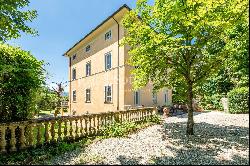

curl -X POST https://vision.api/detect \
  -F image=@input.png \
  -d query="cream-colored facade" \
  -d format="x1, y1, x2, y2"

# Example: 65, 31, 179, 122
64, 5, 172, 115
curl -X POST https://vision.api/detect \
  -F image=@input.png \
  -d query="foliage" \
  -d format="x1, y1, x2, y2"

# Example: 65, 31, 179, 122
101, 114, 161, 138
228, 87, 249, 114
33, 87, 59, 115
0, 0, 38, 41
199, 94, 223, 111
122, 0, 248, 135
147, 114, 161, 124
101, 121, 137, 138
51, 81, 68, 116
0, 44, 45, 122
0, 138, 93, 165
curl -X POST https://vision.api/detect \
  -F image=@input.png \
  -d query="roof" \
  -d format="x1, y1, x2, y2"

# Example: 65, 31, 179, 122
63, 4, 131, 56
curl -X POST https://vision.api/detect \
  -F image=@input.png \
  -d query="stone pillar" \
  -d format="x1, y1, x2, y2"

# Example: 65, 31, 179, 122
221, 97, 229, 113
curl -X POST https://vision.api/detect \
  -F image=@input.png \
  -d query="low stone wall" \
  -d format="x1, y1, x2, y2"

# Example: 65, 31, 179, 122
0, 108, 155, 153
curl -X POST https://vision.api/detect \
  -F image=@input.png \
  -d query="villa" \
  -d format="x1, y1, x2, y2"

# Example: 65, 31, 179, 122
63, 4, 172, 115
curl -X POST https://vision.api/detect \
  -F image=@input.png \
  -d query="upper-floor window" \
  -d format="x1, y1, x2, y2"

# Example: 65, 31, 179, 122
73, 90, 76, 102
134, 91, 140, 106
85, 45, 91, 52
86, 61, 91, 76
105, 30, 112, 40
72, 54, 77, 60
72, 68, 76, 80
85, 89, 91, 103
152, 92, 157, 104
105, 52, 112, 70
104, 85, 112, 103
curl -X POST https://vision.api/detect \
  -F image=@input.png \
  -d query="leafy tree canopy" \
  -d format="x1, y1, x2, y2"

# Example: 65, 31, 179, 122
122, 0, 248, 135
0, 0, 38, 41
0, 43, 45, 122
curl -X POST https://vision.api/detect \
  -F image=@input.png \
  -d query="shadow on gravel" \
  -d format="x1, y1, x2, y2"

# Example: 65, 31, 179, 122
156, 122, 249, 165
115, 121, 249, 165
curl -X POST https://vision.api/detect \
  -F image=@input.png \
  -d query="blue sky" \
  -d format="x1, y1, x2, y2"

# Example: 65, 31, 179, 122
7, 0, 153, 91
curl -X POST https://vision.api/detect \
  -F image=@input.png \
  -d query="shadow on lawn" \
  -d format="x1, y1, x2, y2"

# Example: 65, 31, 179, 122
116, 120, 249, 165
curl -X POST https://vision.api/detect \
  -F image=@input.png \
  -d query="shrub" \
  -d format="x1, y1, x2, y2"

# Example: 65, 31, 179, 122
0, 44, 45, 122
147, 114, 161, 124
228, 87, 249, 114
100, 121, 137, 138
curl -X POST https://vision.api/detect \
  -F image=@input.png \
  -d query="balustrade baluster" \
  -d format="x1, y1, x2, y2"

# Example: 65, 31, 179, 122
89, 116, 92, 135
28, 124, 33, 147
36, 124, 42, 146
75, 118, 79, 139
44, 122, 49, 144
64, 119, 68, 141
0, 126, 7, 153
93, 115, 96, 134
19, 126, 26, 149
84, 117, 88, 136
9, 126, 16, 152
57, 120, 62, 142
96, 115, 99, 134
50, 121, 55, 143
69, 119, 73, 140
80, 117, 84, 137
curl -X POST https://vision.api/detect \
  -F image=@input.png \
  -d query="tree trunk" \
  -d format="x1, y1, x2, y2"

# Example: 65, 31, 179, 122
186, 82, 194, 135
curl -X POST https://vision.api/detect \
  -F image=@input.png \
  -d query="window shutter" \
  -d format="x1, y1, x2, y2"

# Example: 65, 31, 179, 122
104, 86, 106, 102
105, 54, 107, 70
111, 84, 113, 102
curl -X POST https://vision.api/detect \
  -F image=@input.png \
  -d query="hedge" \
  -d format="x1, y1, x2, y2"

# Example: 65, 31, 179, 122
227, 87, 249, 114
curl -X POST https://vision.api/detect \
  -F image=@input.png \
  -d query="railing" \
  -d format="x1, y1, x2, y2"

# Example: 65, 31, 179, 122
0, 107, 155, 153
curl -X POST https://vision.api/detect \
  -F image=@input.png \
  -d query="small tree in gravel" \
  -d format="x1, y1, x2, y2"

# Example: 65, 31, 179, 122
122, 0, 248, 135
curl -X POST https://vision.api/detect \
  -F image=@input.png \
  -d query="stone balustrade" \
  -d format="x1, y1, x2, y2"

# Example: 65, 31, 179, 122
0, 107, 155, 153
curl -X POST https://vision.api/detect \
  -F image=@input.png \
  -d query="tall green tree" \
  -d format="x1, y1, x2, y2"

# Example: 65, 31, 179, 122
0, 43, 45, 122
0, 0, 38, 41
122, 0, 248, 135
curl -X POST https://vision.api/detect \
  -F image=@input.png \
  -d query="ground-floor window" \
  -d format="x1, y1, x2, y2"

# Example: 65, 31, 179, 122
164, 90, 168, 104
85, 89, 91, 103
104, 85, 112, 103
152, 92, 157, 104
73, 90, 76, 102
134, 90, 140, 106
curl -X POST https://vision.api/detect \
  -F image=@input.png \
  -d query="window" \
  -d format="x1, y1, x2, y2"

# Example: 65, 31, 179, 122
164, 90, 168, 104
73, 90, 76, 102
105, 52, 112, 70
72, 54, 77, 60
152, 92, 157, 104
134, 91, 140, 106
85, 45, 91, 52
86, 61, 91, 76
104, 85, 112, 103
105, 30, 112, 40
72, 68, 76, 80
85, 89, 91, 103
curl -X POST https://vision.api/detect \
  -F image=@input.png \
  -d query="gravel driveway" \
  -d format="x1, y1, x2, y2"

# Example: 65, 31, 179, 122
49, 111, 249, 165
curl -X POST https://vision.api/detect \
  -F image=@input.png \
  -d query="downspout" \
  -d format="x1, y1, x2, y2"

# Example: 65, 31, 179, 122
69, 56, 72, 115
112, 17, 120, 111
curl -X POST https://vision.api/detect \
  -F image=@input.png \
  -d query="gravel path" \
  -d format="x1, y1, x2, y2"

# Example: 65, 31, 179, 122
50, 111, 249, 165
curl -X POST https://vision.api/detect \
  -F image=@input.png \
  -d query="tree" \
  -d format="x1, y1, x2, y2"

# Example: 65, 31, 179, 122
51, 81, 67, 117
122, 0, 248, 135
0, 0, 38, 41
33, 87, 59, 116
0, 43, 45, 122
